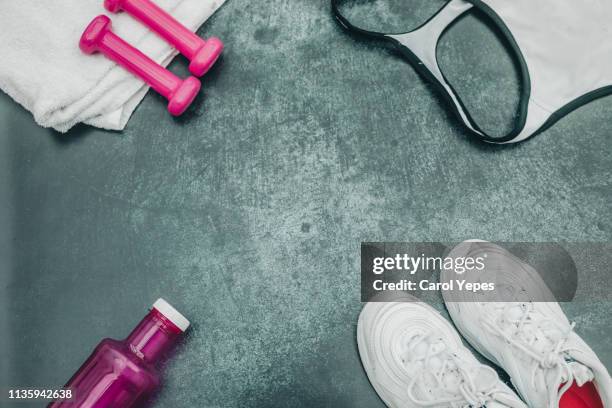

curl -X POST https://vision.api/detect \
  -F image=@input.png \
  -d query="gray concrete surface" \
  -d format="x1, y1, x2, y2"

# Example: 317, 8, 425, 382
0, 1, 610, 407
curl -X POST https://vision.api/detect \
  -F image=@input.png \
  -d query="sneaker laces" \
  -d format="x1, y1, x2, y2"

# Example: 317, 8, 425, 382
401, 331, 501, 407
481, 303, 588, 407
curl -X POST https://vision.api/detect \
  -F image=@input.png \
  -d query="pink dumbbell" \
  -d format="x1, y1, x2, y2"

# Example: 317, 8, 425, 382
80, 15, 201, 116
105, 0, 224, 77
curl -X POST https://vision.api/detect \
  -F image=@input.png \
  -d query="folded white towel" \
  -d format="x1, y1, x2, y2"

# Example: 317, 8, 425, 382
0, 0, 224, 132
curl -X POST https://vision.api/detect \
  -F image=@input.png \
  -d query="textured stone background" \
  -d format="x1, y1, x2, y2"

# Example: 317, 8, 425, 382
1, 1, 610, 407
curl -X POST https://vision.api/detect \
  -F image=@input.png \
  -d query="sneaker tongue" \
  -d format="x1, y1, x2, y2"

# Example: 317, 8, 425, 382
565, 361, 594, 386
547, 358, 595, 402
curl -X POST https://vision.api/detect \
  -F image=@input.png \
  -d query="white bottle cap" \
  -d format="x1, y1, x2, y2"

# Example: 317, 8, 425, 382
152, 298, 190, 332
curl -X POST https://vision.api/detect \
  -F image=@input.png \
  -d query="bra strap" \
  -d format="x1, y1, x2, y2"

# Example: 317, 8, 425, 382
331, 0, 388, 40
332, 0, 535, 143
386, 0, 481, 136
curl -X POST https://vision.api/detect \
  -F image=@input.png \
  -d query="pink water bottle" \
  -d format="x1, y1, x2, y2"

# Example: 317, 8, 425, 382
49, 299, 190, 408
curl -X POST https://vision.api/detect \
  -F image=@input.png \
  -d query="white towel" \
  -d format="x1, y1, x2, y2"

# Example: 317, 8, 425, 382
0, 0, 225, 132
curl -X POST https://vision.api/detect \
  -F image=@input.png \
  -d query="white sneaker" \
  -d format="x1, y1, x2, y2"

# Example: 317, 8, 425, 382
357, 294, 528, 407
441, 241, 612, 408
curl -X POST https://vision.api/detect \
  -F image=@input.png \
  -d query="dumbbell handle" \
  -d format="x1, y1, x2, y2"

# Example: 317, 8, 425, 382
99, 27, 181, 98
